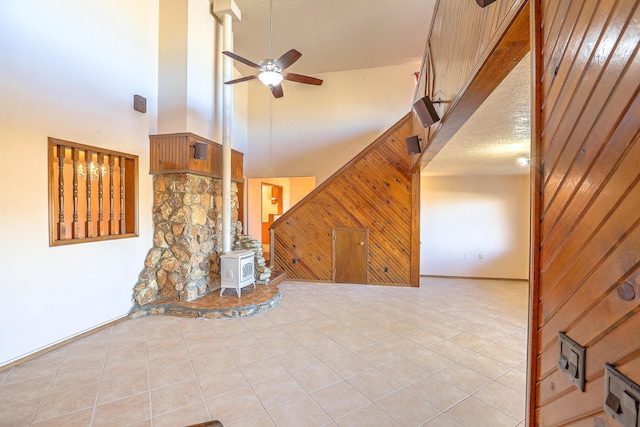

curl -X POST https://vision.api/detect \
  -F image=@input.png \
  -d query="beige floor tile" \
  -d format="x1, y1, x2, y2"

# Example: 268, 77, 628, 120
48, 365, 102, 393
102, 355, 147, 379
146, 334, 185, 354
408, 376, 467, 411
428, 340, 475, 362
375, 388, 440, 426
251, 325, 289, 342
252, 374, 307, 409
496, 368, 527, 393
152, 400, 211, 427
198, 367, 248, 399
239, 357, 287, 384
446, 396, 518, 427
228, 411, 275, 427
333, 332, 375, 352
318, 323, 356, 338
324, 353, 373, 379
226, 343, 271, 366
261, 335, 302, 356
335, 403, 399, 427
3, 358, 61, 385
347, 369, 402, 402
428, 323, 461, 339
377, 357, 429, 386
358, 327, 400, 343
31, 407, 93, 427
211, 320, 249, 337
448, 332, 492, 351
279, 319, 316, 335
0, 376, 51, 406
0, 397, 41, 426
436, 363, 492, 394
423, 413, 463, 427
268, 396, 333, 427
32, 381, 98, 423
466, 324, 509, 342
180, 327, 220, 344
149, 359, 194, 390
311, 381, 370, 420
479, 342, 526, 367
403, 348, 454, 373
184, 337, 226, 359
380, 336, 425, 356
98, 371, 149, 404
150, 379, 204, 416
191, 352, 237, 377
474, 380, 525, 421
355, 344, 399, 367
399, 329, 444, 347
92, 391, 150, 426
458, 353, 511, 379
276, 348, 321, 372
148, 344, 189, 370
220, 331, 259, 351
291, 329, 330, 347
307, 340, 350, 361
290, 362, 342, 393
206, 387, 265, 425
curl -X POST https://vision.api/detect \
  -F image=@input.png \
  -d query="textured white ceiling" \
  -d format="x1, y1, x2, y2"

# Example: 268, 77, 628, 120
230, 0, 437, 75
423, 52, 532, 176
228, 0, 531, 177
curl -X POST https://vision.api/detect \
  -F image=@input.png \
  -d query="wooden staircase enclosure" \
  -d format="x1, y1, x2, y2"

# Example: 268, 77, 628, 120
270, 114, 420, 287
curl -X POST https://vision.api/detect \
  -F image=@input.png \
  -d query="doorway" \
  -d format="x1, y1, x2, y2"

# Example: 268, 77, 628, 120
261, 183, 283, 261
333, 228, 368, 283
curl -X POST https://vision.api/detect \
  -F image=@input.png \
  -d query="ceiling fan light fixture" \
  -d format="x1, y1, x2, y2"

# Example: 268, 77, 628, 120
258, 71, 283, 86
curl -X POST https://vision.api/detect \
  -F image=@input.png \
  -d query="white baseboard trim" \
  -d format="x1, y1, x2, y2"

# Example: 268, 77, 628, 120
0, 314, 129, 370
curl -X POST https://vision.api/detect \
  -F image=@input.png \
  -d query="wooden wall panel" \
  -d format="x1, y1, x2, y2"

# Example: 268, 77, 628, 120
149, 133, 243, 182
531, 0, 640, 424
412, 0, 529, 171
271, 114, 417, 286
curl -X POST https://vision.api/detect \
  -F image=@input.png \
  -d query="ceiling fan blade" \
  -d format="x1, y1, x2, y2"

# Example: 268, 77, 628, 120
274, 49, 302, 70
224, 75, 258, 85
222, 51, 260, 69
270, 84, 284, 98
284, 73, 323, 86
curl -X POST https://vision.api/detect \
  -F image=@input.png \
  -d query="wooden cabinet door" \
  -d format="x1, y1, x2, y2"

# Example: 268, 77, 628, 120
334, 229, 368, 284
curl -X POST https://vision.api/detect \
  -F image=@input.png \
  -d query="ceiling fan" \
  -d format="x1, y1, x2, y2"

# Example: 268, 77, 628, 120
222, 49, 323, 98
221, 0, 322, 98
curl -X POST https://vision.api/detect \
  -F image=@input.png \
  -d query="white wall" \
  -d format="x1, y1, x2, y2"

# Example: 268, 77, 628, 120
244, 63, 419, 184
0, 0, 159, 364
420, 174, 530, 280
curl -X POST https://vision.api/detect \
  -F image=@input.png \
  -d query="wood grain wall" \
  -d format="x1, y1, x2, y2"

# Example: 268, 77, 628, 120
412, 0, 529, 171
270, 114, 419, 286
531, 0, 640, 424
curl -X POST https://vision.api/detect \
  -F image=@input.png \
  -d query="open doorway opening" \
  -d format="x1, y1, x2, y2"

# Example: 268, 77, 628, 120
261, 182, 283, 262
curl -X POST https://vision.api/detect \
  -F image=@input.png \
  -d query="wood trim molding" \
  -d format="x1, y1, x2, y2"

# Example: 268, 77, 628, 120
0, 315, 127, 370
527, 0, 541, 424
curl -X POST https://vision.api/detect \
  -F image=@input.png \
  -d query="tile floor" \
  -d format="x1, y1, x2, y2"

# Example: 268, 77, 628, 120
0, 277, 529, 427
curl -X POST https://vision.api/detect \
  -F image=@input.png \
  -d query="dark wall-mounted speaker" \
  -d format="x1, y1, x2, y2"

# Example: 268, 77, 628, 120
405, 136, 421, 155
413, 96, 441, 128
476, 0, 498, 7
193, 142, 208, 160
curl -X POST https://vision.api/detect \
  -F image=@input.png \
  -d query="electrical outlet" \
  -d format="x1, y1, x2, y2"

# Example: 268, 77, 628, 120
478, 253, 483, 259
558, 332, 586, 391
604, 364, 640, 427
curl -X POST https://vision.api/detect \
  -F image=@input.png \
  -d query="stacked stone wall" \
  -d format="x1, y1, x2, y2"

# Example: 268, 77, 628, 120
132, 174, 240, 307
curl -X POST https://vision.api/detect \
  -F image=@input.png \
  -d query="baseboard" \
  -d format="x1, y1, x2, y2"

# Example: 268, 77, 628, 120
421, 274, 529, 282
0, 314, 128, 370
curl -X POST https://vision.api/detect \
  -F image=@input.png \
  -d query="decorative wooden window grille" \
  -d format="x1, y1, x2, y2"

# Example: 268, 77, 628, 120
48, 138, 138, 246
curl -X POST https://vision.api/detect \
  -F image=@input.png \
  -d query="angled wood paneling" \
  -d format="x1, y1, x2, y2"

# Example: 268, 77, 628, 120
412, 0, 529, 171
531, 0, 640, 424
271, 114, 418, 286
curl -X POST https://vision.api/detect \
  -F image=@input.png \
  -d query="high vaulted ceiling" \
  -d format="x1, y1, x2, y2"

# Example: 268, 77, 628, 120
230, 0, 437, 75
229, 0, 531, 177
